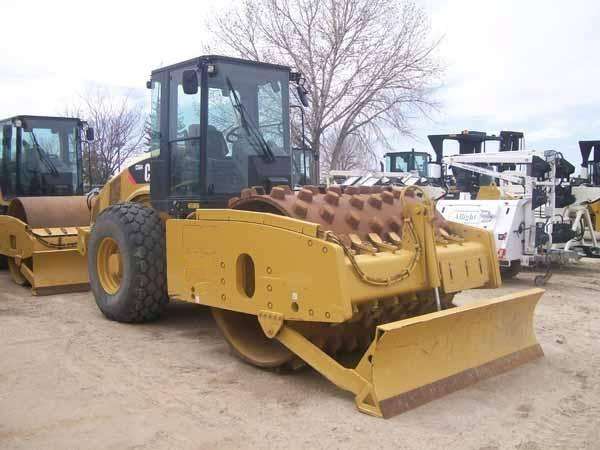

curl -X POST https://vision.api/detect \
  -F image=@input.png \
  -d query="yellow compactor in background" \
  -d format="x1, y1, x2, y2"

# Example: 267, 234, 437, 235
0, 115, 94, 294
0, 114, 154, 294
75, 55, 544, 417
574, 140, 600, 243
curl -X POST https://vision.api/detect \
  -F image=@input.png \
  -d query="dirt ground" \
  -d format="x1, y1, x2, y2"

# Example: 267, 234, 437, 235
1, 261, 599, 450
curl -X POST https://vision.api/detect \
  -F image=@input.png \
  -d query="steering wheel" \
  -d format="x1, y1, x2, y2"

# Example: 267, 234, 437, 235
226, 126, 244, 144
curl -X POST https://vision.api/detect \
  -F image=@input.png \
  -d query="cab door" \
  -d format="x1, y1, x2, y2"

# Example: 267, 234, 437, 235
150, 64, 207, 216
167, 67, 203, 199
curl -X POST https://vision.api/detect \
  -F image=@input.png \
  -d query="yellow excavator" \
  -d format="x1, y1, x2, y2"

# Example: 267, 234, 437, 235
72, 55, 545, 417
0, 115, 95, 294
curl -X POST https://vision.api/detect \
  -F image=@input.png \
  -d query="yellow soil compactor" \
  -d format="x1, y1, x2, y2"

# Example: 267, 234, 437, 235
0, 59, 545, 417
0, 115, 95, 294
0, 114, 161, 295
73, 56, 545, 417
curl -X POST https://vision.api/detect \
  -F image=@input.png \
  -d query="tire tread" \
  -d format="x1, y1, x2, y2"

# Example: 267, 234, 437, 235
90, 203, 168, 323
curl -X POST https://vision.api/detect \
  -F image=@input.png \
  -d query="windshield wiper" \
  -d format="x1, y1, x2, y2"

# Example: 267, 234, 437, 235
27, 130, 59, 176
226, 77, 276, 163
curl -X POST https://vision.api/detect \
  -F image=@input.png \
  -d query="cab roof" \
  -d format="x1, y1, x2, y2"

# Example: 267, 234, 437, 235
151, 55, 292, 75
0, 115, 83, 124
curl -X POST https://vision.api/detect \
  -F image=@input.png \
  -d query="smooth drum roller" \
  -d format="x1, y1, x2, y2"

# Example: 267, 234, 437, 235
7, 196, 90, 228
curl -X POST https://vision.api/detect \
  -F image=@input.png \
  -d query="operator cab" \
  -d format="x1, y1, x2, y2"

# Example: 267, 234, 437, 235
384, 150, 431, 178
0, 115, 90, 204
148, 55, 314, 216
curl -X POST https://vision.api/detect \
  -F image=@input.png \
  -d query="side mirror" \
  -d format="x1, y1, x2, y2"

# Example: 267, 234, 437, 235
182, 70, 199, 95
297, 85, 309, 107
85, 127, 95, 142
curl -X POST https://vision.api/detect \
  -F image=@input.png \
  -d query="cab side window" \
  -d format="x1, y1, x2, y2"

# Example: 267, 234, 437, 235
148, 80, 161, 153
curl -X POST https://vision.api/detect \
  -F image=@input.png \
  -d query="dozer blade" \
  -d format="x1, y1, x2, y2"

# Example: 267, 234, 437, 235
24, 248, 90, 295
274, 288, 544, 418
361, 288, 544, 417
0, 214, 89, 295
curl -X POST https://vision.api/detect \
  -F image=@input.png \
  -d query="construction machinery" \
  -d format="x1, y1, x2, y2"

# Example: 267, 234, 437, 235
0, 115, 97, 293
428, 130, 525, 198
383, 149, 432, 178
326, 149, 445, 200
324, 131, 525, 201
571, 140, 600, 240
437, 149, 598, 283
78, 55, 544, 417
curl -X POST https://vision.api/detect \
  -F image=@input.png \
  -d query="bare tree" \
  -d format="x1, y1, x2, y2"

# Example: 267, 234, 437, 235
320, 127, 379, 172
210, 0, 441, 176
68, 88, 146, 187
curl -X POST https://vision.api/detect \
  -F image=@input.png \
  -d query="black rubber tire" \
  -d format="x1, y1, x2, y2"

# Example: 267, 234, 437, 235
584, 247, 600, 258
500, 261, 521, 279
88, 203, 168, 323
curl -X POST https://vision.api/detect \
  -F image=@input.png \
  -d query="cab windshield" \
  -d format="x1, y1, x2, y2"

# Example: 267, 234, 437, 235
168, 60, 292, 198
205, 62, 290, 194
386, 152, 430, 178
19, 118, 81, 196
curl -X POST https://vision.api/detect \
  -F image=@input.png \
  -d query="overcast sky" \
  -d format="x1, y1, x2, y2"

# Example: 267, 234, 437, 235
1, 0, 598, 165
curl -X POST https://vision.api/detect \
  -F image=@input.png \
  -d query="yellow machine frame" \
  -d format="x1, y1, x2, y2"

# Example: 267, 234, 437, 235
589, 198, 600, 232
164, 205, 543, 417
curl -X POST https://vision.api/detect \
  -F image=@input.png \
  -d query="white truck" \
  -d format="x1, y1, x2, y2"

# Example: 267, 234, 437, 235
437, 150, 599, 284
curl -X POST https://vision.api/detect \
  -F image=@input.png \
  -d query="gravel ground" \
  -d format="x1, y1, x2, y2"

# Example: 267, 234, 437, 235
1, 260, 599, 450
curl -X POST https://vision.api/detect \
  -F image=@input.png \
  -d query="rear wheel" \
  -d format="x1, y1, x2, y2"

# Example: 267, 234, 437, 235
88, 203, 168, 323
584, 246, 600, 258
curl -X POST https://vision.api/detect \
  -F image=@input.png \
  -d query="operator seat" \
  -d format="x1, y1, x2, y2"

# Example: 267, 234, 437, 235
206, 125, 245, 194
175, 125, 201, 195
206, 125, 229, 159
